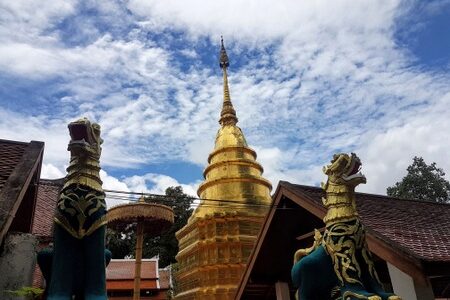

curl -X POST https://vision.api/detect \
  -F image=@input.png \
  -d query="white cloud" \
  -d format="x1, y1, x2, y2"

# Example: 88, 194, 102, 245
0, 34, 169, 80
1, 0, 449, 199
37, 161, 197, 208
39, 162, 135, 208
0, 109, 70, 166
357, 95, 450, 194
41, 163, 65, 179
128, 0, 401, 42
179, 49, 198, 59
100, 170, 133, 208
0, 0, 76, 42
124, 173, 199, 197
100, 170, 130, 192
255, 146, 325, 189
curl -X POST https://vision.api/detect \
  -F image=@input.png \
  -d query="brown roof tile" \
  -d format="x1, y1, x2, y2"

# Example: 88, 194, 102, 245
32, 179, 63, 238
282, 182, 450, 262
32, 263, 44, 288
0, 140, 28, 191
0, 139, 44, 240
106, 259, 158, 280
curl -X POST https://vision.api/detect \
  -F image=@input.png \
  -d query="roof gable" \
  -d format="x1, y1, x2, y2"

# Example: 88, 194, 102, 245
236, 181, 450, 299
0, 139, 44, 242
0, 140, 28, 191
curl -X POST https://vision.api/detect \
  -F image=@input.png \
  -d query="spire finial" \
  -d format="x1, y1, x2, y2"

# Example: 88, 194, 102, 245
219, 36, 229, 68
218, 37, 237, 126
138, 193, 145, 203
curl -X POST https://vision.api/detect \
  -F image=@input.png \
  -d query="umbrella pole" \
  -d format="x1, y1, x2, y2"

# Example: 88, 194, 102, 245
133, 222, 144, 300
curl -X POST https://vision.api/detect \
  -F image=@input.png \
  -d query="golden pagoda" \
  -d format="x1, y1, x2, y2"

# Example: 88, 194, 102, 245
174, 38, 273, 300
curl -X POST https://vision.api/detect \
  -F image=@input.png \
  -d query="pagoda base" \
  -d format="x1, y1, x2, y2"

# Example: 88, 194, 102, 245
175, 212, 267, 300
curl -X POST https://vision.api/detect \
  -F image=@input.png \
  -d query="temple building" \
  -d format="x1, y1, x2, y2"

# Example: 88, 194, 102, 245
236, 182, 450, 300
174, 39, 273, 299
0, 139, 44, 298
106, 259, 171, 300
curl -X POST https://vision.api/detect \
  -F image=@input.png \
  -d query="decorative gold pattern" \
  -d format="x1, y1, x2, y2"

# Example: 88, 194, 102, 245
331, 286, 341, 300
294, 229, 322, 264
174, 38, 272, 300
55, 118, 106, 239
55, 187, 107, 239
322, 219, 364, 285
293, 153, 401, 300
321, 153, 366, 224
322, 153, 391, 299
343, 291, 381, 300
55, 214, 107, 239
62, 118, 103, 192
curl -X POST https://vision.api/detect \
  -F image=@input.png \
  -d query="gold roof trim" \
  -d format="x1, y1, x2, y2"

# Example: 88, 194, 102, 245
197, 176, 273, 196
207, 146, 257, 162
203, 159, 264, 176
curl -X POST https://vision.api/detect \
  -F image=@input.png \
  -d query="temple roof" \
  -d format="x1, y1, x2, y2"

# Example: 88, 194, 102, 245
0, 139, 44, 242
106, 259, 170, 291
283, 182, 450, 262
107, 259, 158, 280
32, 178, 63, 239
236, 181, 450, 299
0, 140, 28, 191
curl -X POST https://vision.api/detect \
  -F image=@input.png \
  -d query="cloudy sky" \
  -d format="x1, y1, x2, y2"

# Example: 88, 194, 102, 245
1, 0, 449, 206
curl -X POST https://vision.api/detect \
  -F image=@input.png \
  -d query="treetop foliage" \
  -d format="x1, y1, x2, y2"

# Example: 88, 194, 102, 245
387, 156, 450, 203
143, 186, 194, 267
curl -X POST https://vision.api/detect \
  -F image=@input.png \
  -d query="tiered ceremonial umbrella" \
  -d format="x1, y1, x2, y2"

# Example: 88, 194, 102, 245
107, 196, 174, 300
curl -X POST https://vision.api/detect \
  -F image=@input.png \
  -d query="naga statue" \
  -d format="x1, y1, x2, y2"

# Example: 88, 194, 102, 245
38, 118, 110, 300
291, 153, 401, 300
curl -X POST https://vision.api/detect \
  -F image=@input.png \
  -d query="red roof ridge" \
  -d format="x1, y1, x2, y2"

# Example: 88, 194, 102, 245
110, 258, 159, 262
356, 190, 450, 206
0, 138, 31, 146
39, 178, 64, 185
279, 181, 450, 263
280, 181, 450, 206
39, 177, 65, 185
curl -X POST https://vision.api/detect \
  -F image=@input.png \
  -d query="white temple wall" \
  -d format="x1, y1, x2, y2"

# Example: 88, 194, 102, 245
387, 262, 434, 300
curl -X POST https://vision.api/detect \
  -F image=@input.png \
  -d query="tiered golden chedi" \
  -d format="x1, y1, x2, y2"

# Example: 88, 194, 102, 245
174, 39, 272, 300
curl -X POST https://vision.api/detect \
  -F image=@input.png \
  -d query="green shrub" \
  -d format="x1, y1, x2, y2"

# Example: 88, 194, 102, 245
5, 286, 44, 300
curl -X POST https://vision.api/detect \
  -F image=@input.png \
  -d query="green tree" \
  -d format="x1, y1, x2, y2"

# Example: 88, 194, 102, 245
143, 186, 194, 267
387, 156, 450, 203
106, 224, 135, 259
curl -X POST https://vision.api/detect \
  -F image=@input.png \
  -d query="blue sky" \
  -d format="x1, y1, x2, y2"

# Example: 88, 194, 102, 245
1, 0, 449, 206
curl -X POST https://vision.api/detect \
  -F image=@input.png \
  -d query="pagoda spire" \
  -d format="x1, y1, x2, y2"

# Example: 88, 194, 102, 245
174, 36, 273, 300
219, 37, 238, 126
